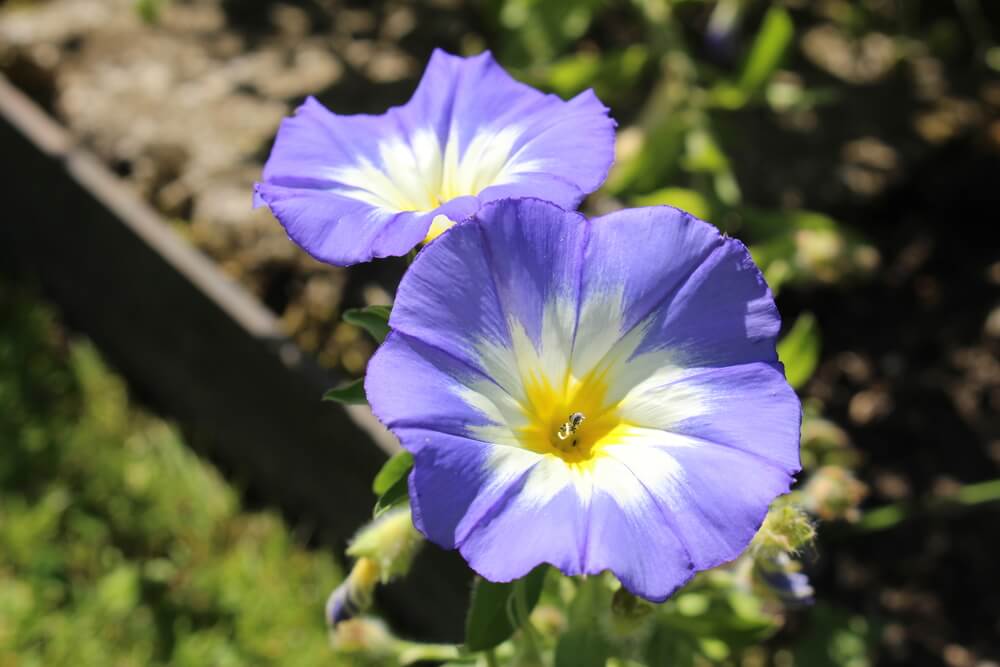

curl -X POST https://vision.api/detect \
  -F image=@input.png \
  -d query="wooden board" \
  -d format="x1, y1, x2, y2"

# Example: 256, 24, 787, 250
0, 74, 469, 640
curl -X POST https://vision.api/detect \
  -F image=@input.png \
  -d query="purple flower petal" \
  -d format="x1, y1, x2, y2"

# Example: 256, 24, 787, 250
255, 50, 615, 266
365, 199, 801, 601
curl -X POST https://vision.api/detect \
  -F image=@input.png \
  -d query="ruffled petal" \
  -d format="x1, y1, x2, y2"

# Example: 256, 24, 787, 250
365, 331, 519, 445
389, 199, 588, 400
256, 51, 614, 265
603, 431, 794, 571
365, 199, 801, 600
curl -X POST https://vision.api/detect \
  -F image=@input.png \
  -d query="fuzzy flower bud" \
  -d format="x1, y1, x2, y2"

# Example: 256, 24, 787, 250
346, 506, 423, 583
327, 507, 423, 627
326, 557, 380, 626
751, 496, 816, 558
802, 465, 868, 522
329, 617, 397, 661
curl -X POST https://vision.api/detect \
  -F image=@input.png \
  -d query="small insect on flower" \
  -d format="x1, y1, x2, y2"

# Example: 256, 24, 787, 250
365, 198, 802, 602
556, 412, 586, 443
254, 50, 615, 266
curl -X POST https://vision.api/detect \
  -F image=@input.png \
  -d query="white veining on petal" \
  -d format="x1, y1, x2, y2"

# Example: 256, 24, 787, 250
326, 125, 526, 214
451, 289, 711, 479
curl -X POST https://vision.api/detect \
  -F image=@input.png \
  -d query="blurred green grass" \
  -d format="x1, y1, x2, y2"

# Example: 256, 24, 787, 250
0, 280, 343, 666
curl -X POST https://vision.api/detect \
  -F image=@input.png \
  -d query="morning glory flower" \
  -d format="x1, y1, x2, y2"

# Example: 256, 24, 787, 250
365, 198, 801, 602
254, 50, 615, 266
754, 553, 815, 607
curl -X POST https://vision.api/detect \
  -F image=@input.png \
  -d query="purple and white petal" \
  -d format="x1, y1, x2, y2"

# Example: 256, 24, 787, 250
366, 199, 801, 601
256, 50, 615, 266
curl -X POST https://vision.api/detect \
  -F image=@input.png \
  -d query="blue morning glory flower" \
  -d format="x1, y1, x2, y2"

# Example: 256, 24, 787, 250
254, 50, 615, 266
754, 553, 815, 607
365, 198, 802, 602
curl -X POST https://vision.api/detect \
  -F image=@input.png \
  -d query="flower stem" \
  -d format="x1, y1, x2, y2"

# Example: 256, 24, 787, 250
395, 640, 462, 665
513, 576, 543, 657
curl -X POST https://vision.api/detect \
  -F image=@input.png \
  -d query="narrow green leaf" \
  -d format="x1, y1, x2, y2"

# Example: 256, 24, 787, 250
464, 565, 547, 651
342, 305, 392, 343
777, 313, 821, 389
322, 378, 367, 405
373, 474, 409, 518
739, 6, 794, 94
372, 451, 414, 496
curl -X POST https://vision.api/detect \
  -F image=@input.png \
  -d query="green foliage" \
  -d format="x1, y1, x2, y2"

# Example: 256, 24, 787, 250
490, 0, 605, 66
655, 575, 780, 663
465, 566, 548, 651
323, 378, 368, 405
371, 453, 413, 519
744, 208, 878, 292
632, 187, 712, 220
342, 306, 392, 344
372, 474, 409, 519
792, 604, 879, 667
133, 0, 166, 24
778, 312, 821, 390
739, 6, 795, 95
555, 578, 611, 667
372, 451, 414, 496
0, 283, 343, 666
528, 46, 650, 105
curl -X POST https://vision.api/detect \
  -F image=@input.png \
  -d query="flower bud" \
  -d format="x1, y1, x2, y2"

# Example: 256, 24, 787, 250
753, 552, 814, 607
326, 557, 380, 626
751, 496, 816, 557
802, 465, 867, 522
329, 616, 396, 660
346, 506, 423, 582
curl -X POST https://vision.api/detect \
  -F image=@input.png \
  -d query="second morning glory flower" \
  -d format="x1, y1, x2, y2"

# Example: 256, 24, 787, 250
365, 198, 801, 602
254, 50, 615, 266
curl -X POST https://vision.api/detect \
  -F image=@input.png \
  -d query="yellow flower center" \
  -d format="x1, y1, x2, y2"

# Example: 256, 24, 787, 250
423, 215, 456, 243
515, 368, 625, 469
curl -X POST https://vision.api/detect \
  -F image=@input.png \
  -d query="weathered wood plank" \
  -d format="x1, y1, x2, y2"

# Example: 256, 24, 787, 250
0, 74, 468, 640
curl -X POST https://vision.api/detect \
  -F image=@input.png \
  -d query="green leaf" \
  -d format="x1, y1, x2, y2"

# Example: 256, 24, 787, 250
372, 451, 414, 496
681, 129, 729, 175
373, 474, 409, 518
342, 305, 391, 343
656, 577, 778, 657
777, 313, 821, 389
322, 378, 367, 405
739, 6, 794, 94
464, 565, 547, 651
632, 187, 713, 221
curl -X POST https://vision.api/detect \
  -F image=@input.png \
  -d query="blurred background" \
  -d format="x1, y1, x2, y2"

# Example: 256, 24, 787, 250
1, 0, 998, 665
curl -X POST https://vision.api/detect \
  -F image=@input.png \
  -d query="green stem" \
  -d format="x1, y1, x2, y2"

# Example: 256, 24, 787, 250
485, 648, 500, 667
395, 640, 462, 665
513, 577, 543, 658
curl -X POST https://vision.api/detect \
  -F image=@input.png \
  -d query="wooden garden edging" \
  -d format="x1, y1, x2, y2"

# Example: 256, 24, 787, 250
0, 73, 469, 640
